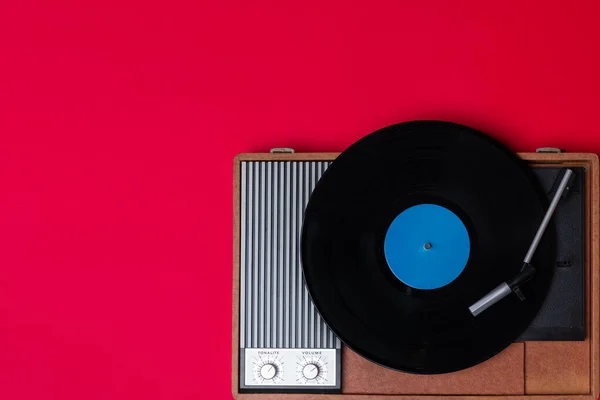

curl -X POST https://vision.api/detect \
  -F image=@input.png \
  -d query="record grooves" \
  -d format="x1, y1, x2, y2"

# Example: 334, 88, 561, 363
300, 121, 556, 374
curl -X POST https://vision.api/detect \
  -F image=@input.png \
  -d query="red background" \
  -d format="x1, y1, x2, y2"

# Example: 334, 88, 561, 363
1, 1, 600, 399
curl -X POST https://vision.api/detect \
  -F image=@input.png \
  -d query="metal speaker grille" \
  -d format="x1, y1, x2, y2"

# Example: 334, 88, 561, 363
239, 161, 341, 350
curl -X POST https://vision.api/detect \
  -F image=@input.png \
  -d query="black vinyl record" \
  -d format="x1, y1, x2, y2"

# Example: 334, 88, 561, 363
301, 120, 556, 374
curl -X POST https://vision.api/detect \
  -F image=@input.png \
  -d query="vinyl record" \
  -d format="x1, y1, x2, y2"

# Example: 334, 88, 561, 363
301, 120, 556, 374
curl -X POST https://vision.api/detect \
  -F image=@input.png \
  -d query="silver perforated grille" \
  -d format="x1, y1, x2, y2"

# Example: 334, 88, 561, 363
239, 161, 341, 349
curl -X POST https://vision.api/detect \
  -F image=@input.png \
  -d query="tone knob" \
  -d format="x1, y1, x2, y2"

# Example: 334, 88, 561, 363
302, 363, 320, 380
259, 363, 278, 380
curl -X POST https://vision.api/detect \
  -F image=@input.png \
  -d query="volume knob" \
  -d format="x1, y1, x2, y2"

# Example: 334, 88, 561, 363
302, 363, 320, 380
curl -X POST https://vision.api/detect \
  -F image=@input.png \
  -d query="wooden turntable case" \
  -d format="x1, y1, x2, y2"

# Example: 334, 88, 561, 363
231, 152, 599, 399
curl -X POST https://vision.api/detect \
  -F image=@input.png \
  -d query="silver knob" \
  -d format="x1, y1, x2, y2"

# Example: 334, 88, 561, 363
259, 363, 278, 380
302, 363, 319, 380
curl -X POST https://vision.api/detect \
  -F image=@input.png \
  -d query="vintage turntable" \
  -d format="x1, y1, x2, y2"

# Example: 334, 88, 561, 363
231, 121, 599, 399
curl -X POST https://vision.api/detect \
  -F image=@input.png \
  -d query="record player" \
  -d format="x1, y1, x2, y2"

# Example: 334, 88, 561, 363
230, 121, 600, 399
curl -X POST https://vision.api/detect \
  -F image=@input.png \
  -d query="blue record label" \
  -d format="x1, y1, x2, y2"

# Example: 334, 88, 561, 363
384, 204, 470, 290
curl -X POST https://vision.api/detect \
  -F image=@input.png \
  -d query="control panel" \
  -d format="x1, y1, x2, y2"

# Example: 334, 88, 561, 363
241, 348, 339, 391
